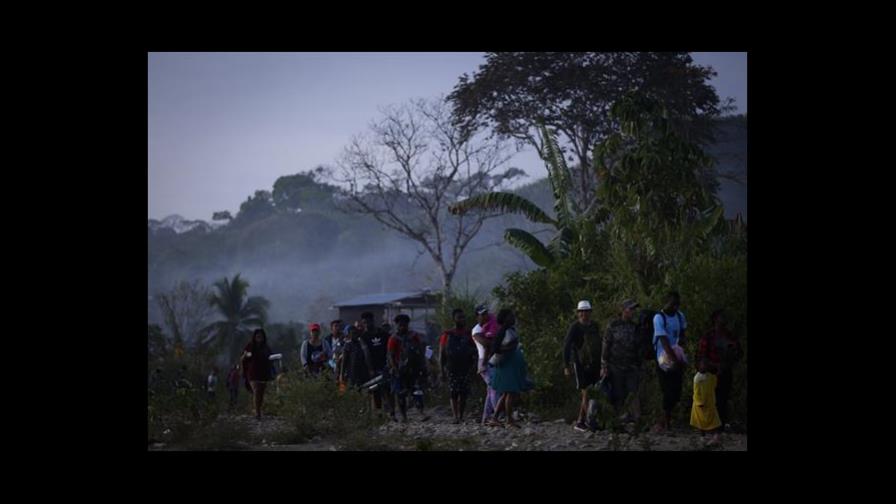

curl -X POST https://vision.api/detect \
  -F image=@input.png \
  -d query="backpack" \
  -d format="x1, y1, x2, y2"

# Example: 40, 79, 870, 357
445, 331, 474, 374
398, 333, 425, 375
637, 309, 683, 361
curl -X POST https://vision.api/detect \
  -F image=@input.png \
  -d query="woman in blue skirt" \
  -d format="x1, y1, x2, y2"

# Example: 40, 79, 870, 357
488, 308, 532, 428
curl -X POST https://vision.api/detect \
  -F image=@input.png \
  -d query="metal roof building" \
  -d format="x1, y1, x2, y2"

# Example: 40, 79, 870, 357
332, 290, 440, 342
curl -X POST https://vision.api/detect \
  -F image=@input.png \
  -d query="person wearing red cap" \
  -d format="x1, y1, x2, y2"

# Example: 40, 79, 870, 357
301, 323, 332, 377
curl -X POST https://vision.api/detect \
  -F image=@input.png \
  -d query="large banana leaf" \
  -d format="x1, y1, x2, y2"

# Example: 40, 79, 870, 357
548, 226, 576, 259
449, 192, 556, 225
504, 228, 555, 268
700, 205, 724, 238
538, 124, 574, 229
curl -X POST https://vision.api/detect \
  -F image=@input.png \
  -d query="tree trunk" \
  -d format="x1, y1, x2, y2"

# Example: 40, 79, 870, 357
578, 149, 592, 212
440, 267, 454, 306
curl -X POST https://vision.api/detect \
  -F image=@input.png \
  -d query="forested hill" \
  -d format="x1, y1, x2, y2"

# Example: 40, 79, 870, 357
148, 116, 746, 324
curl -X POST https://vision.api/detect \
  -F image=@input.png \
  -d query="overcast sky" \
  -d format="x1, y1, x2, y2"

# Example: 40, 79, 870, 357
148, 52, 747, 221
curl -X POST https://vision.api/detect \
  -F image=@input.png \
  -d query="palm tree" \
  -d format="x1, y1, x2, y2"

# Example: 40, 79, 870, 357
449, 124, 587, 268
203, 274, 270, 361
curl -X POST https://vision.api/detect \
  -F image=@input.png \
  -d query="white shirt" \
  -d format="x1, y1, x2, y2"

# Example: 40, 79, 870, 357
472, 324, 487, 372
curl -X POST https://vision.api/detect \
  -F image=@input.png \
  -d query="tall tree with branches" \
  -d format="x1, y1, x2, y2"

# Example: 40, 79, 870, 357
448, 52, 729, 215
155, 280, 216, 350
332, 97, 525, 299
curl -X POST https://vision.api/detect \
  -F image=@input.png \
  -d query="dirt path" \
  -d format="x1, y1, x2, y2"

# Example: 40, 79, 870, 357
203, 404, 748, 452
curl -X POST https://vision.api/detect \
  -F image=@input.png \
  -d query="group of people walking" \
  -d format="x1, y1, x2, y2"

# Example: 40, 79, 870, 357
228, 291, 742, 446
563, 291, 742, 445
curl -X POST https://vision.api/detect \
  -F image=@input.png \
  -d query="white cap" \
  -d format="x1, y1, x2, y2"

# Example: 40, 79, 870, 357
577, 300, 592, 311
472, 325, 484, 335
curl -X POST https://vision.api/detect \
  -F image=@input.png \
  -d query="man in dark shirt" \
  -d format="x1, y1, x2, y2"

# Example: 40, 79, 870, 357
341, 325, 370, 389
387, 313, 427, 422
439, 308, 475, 424
563, 300, 602, 432
360, 311, 390, 417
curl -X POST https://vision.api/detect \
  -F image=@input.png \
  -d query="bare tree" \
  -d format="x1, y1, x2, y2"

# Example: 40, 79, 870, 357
155, 280, 216, 349
332, 97, 525, 299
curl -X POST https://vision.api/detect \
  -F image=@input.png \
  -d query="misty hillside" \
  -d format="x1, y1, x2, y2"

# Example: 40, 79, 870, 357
148, 116, 746, 325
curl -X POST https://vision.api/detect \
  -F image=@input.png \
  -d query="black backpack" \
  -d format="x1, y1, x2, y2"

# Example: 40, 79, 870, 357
445, 331, 475, 374
398, 333, 425, 375
637, 309, 683, 361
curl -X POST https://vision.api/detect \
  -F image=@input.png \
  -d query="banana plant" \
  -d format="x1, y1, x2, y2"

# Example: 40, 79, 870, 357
449, 124, 581, 268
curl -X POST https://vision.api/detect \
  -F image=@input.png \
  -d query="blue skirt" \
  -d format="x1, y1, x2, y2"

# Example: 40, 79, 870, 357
490, 348, 532, 394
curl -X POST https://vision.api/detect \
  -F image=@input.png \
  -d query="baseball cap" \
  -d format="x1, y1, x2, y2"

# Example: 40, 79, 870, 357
621, 299, 640, 311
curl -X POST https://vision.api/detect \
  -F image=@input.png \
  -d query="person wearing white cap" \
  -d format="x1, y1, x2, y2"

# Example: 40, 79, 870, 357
563, 300, 602, 432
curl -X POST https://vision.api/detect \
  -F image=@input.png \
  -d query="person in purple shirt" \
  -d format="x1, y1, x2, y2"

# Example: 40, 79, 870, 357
472, 304, 502, 425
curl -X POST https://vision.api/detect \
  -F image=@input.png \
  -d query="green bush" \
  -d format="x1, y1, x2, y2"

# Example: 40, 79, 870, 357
435, 287, 484, 331
148, 358, 226, 445
491, 245, 747, 428
485, 96, 748, 429
273, 373, 386, 442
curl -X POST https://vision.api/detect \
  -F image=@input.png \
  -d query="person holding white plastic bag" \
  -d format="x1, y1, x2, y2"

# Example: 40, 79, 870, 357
652, 291, 688, 433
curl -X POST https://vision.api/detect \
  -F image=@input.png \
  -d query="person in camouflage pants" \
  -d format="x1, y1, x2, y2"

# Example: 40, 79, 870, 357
601, 299, 643, 423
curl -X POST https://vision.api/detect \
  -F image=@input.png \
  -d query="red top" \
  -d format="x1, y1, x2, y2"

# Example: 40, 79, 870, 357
387, 332, 422, 362
241, 342, 272, 381
439, 327, 471, 347
697, 327, 741, 372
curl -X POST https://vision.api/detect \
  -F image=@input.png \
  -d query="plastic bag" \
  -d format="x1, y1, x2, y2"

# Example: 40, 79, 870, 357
658, 344, 688, 371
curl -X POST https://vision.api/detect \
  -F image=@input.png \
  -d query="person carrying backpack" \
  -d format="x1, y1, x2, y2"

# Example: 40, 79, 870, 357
301, 323, 332, 377
651, 291, 688, 433
387, 314, 428, 423
563, 300, 602, 432
439, 308, 475, 424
